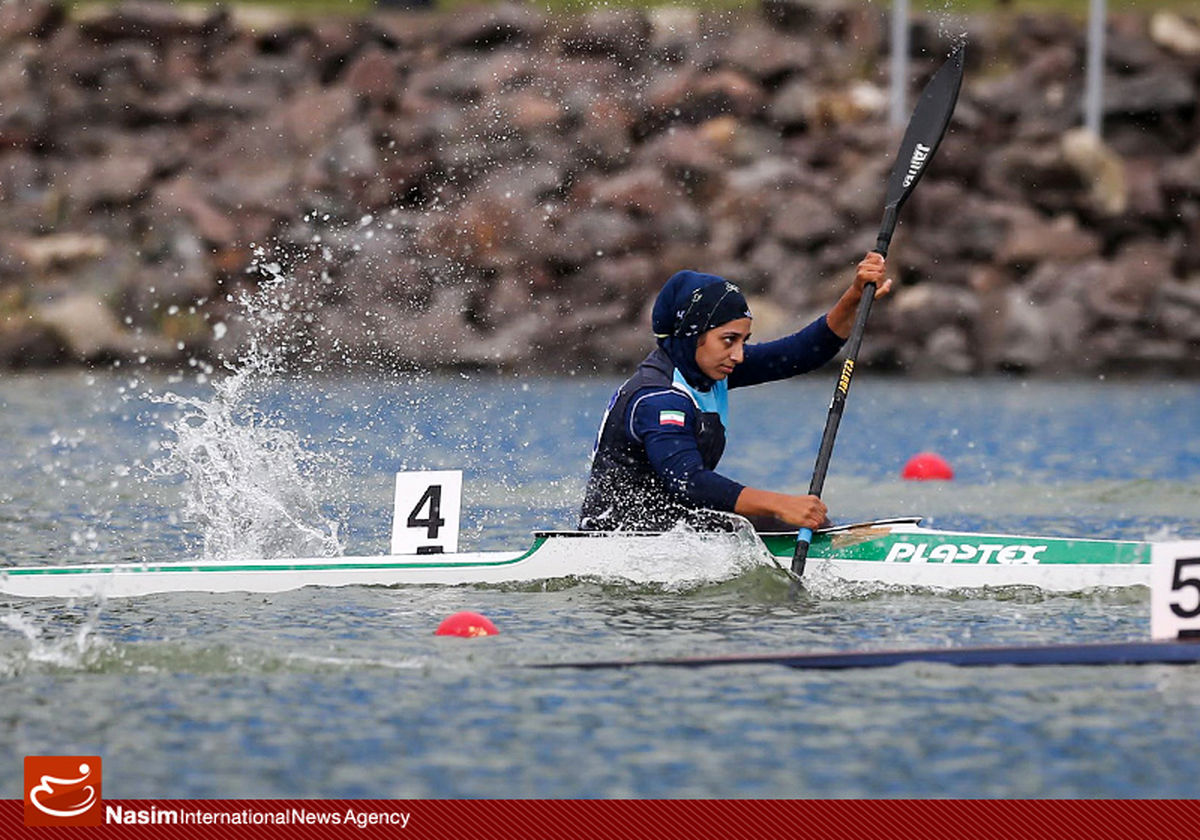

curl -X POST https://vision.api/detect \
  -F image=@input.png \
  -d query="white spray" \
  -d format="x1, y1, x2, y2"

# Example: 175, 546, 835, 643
150, 254, 342, 562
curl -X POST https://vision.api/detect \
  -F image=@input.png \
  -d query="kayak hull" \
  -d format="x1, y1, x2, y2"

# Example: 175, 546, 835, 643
0, 519, 1153, 598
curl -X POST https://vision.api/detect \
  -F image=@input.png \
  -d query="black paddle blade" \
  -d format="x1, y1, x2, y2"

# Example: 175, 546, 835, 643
876, 45, 965, 256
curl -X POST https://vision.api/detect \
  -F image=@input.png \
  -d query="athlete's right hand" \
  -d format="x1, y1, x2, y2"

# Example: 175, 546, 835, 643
773, 494, 829, 530
735, 488, 828, 530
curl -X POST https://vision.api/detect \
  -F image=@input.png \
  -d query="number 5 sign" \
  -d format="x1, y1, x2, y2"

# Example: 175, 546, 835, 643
1151, 542, 1200, 640
391, 471, 462, 555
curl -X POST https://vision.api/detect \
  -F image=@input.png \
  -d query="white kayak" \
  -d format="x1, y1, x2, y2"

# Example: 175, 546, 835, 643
0, 518, 1153, 599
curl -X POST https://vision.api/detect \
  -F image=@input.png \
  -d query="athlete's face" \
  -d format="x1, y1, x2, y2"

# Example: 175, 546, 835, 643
694, 318, 752, 381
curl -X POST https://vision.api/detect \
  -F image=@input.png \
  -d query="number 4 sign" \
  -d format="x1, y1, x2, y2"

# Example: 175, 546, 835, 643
391, 471, 462, 556
1151, 542, 1200, 640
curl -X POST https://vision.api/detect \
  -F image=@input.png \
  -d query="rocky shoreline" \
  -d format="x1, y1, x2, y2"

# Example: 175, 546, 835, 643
1, 1, 1198, 375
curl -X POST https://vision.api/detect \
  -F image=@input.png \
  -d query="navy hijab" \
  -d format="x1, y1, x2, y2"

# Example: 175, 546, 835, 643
651, 270, 751, 392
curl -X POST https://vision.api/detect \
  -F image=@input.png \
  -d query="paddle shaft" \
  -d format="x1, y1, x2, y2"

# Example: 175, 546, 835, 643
789, 253, 884, 577
789, 47, 964, 581
805, 277, 881, 500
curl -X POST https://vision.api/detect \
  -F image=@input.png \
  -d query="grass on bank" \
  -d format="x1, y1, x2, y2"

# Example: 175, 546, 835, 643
435, 0, 1199, 15
68, 0, 1200, 19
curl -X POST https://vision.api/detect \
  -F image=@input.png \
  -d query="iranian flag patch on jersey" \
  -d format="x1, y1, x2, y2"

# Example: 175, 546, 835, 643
659, 410, 686, 427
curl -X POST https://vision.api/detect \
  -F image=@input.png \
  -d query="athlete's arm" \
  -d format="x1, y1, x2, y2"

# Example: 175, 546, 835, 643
631, 393, 828, 528
732, 253, 892, 388
630, 392, 743, 511
733, 487, 827, 530
729, 316, 845, 388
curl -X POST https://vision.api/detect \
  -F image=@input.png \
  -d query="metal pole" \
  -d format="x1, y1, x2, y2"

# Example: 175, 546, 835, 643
890, 0, 909, 129
1084, 0, 1106, 136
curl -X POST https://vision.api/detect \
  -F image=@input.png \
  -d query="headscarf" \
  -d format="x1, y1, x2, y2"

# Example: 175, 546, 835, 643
651, 270, 752, 392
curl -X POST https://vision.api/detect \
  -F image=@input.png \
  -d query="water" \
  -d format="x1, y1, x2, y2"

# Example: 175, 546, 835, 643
2, 369, 1200, 797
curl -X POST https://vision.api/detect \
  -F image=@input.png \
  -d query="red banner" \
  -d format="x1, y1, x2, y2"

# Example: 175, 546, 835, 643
3, 799, 1200, 839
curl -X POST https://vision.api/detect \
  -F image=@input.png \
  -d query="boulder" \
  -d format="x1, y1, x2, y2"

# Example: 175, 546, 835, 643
550, 208, 646, 268
645, 68, 767, 125
636, 126, 728, 197
341, 46, 401, 107
769, 192, 843, 248
1085, 324, 1192, 372
923, 325, 975, 375
761, 0, 823, 34
769, 78, 817, 130
0, 311, 66, 367
971, 44, 1078, 125
1105, 19, 1169, 73
1155, 281, 1200, 343
1123, 158, 1167, 219
503, 91, 567, 135
75, 1, 220, 45
1162, 147, 1200, 201
11, 233, 110, 273
808, 82, 887, 129
34, 292, 169, 362
759, 243, 815, 311
1178, 206, 1200, 276
907, 184, 1012, 260
740, 294, 791, 342
0, 0, 64, 44
579, 167, 674, 217
59, 155, 154, 209
647, 6, 698, 62
1103, 68, 1196, 118
570, 94, 635, 168
725, 23, 812, 83
997, 214, 1102, 267
556, 9, 649, 61
981, 140, 1088, 213
312, 122, 381, 184
888, 282, 981, 341
589, 255, 660, 311
1150, 12, 1200, 57
1086, 241, 1174, 323
153, 177, 237, 246
1060, 128, 1127, 217
442, 2, 544, 51
987, 287, 1054, 372
0, 45, 45, 144
282, 85, 359, 152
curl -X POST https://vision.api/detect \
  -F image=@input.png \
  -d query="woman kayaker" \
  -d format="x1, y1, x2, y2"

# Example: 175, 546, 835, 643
579, 253, 891, 532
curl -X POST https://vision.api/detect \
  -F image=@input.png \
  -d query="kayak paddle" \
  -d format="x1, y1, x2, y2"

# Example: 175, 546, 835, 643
791, 46, 965, 584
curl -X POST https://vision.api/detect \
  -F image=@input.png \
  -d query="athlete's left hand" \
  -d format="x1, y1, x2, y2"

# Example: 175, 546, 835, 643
852, 252, 892, 300
826, 252, 894, 338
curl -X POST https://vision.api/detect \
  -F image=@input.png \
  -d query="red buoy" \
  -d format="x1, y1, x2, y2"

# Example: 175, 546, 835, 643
435, 611, 499, 638
901, 452, 954, 481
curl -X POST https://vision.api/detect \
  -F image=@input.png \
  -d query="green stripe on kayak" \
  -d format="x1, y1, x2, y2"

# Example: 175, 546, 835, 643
761, 532, 1151, 566
2, 536, 551, 577
1, 531, 1153, 579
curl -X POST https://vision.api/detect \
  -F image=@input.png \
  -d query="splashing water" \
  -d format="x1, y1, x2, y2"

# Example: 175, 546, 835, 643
567, 516, 781, 592
936, 1, 969, 52
148, 258, 343, 562
0, 611, 108, 674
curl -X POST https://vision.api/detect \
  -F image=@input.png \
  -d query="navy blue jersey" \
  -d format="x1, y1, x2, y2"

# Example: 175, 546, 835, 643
579, 316, 844, 531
